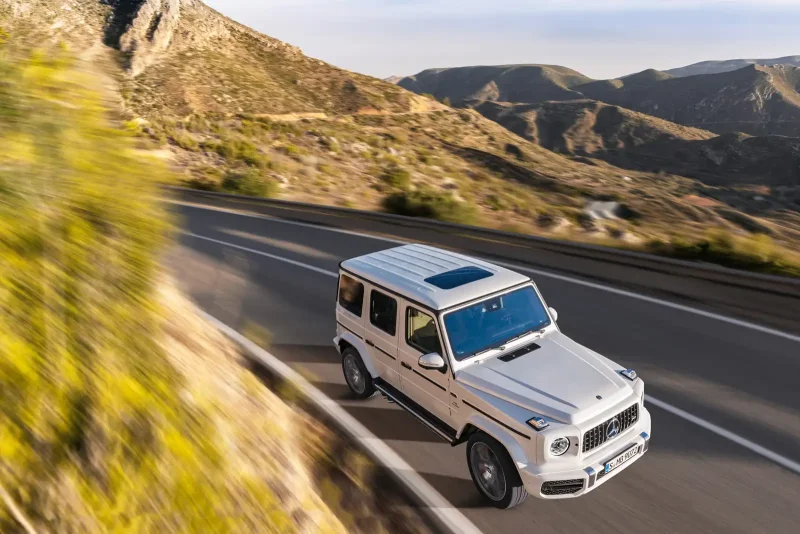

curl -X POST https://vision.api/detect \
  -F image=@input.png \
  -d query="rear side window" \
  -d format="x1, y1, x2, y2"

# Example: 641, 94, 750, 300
338, 275, 364, 317
370, 291, 397, 336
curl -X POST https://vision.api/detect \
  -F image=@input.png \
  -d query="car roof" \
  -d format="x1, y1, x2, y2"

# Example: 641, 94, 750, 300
340, 244, 531, 311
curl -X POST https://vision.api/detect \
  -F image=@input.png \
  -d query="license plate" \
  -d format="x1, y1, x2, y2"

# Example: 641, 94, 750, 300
604, 445, 640, 474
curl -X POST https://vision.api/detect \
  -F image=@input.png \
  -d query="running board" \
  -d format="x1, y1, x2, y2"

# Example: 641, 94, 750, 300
374, 380, 458, 444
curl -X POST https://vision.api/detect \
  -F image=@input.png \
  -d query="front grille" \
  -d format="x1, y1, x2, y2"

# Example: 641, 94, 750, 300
582, 404, 639, 453
541, 479, 584, 496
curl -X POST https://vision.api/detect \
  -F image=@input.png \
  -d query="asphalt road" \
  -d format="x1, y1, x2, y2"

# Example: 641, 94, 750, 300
169, 201, 800, 534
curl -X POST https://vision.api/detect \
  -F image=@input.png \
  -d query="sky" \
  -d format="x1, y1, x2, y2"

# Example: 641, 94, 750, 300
204, 0, 800, 80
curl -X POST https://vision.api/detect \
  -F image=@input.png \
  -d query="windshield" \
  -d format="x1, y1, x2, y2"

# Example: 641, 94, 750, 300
443, 286, 551, 362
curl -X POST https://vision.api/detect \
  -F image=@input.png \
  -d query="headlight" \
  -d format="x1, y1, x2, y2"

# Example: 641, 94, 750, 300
550, 437, 570, 456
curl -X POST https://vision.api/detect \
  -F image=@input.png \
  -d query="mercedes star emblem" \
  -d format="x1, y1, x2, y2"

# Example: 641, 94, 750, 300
607, 418, 621, 439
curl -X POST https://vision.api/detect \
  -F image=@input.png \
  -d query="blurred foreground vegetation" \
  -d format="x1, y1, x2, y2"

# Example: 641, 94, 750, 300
0, 42, 396, 533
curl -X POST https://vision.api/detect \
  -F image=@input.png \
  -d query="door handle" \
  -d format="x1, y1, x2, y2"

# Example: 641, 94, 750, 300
365, 339, 375, 347
401, 362, 412, 370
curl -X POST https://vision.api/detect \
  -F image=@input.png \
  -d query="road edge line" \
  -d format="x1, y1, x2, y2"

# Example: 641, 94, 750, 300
199, 309, 485, 534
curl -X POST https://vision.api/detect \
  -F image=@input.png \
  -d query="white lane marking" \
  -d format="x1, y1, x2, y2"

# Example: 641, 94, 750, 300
646, 396, 800, 476
184, 232, 338, 279
175, 201, 800, 344
172, 200, 408, 245
201, 310, 484, 534
183, 230, 800, 477
492, 260, 800, 345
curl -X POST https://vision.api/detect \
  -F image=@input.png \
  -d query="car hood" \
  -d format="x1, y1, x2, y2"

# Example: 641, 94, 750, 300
456, 332, 632, 424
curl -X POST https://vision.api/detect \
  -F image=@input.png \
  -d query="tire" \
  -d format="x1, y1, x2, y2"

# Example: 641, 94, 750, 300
466, 432, 528, 509
341, 347, 375, 399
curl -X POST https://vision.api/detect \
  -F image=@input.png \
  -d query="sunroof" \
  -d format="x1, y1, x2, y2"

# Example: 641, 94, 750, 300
425, 266, 493, 290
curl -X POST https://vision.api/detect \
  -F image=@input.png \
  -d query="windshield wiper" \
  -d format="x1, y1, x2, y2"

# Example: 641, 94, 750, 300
470, 328, 542, 359
472, 346, 501, 358
501, 328, 543, 347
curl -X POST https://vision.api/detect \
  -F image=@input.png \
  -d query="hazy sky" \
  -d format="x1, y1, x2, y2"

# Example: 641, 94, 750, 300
204, 1, 800, 79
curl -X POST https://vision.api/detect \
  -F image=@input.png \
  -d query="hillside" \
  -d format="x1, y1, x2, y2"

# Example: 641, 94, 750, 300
472, 100, 800, 186
0, 0, 424, 116
397, 65, 591, 106
2, 0, 799, 273
580, 64, 800, 137
666, 55, 800, 78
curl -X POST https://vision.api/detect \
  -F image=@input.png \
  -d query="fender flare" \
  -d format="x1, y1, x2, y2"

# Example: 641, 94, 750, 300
335, 332, 379, 378
460, 414, 531, 472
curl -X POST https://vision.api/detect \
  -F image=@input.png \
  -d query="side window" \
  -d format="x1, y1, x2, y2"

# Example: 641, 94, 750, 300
369, 290, 397, 336
406, 308, 443, 355
338, 275, 364, 317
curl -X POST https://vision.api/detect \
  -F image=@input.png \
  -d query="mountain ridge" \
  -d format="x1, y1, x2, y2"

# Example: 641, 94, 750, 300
399, 62, 800, 137
665, 55, 800, 78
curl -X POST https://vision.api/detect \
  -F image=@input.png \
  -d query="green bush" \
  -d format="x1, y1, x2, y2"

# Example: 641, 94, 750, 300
380, 165, 411, 190
646, 230, 800, 277
485, 194, 506, 211
170, 129, 200, 151
383, 189, 477, 224
212, 137, 266, 166
221, 169, 278, 198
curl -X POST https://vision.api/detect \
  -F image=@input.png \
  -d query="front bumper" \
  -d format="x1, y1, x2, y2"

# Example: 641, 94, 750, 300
519, 405, 652, 499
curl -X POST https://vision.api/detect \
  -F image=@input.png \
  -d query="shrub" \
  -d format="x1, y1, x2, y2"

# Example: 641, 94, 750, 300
170, 129, 200, 151
380, 165, 411, 190
646, 230, 800, 277
485, 194, 506, 211
221, 169, 278, 198
283, 143, 305, 159
383, 189, 477, 224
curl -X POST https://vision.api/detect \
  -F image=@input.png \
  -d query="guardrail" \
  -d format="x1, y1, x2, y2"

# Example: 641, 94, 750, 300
169, 187, 800, 331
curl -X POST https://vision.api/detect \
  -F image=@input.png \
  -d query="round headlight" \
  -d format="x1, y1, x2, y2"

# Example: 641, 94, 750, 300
550, 437, 570, 456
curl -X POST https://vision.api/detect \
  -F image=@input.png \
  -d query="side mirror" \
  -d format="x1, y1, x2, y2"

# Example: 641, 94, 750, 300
419, 352, 446, 371
549, 307, 559, 322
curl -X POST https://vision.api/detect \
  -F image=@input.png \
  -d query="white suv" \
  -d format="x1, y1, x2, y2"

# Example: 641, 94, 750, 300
334, 244, 651, 509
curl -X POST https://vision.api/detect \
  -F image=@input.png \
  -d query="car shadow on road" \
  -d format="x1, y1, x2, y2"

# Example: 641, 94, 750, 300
243, 349, 445, 444
419, 472, 492, 509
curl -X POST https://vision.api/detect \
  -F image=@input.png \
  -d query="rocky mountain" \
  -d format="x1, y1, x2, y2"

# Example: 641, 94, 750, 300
472, 100, 800, 186
666, 56, 800, 78
1, 0, 422, 116
580, 64, 800, 138
400, 63, 800, 137
398, 64, 591, 106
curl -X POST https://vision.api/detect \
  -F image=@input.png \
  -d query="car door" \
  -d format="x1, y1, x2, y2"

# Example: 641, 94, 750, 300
399, 304, 451, 423
364, 287, 400, 387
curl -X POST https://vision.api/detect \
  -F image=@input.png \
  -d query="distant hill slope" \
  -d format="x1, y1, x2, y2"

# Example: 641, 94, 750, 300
666, 56, 800, 78
401, 62, 800, 137
579, 64, 800, 137
397, 65, 591, 106
472, 100, 800, 186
